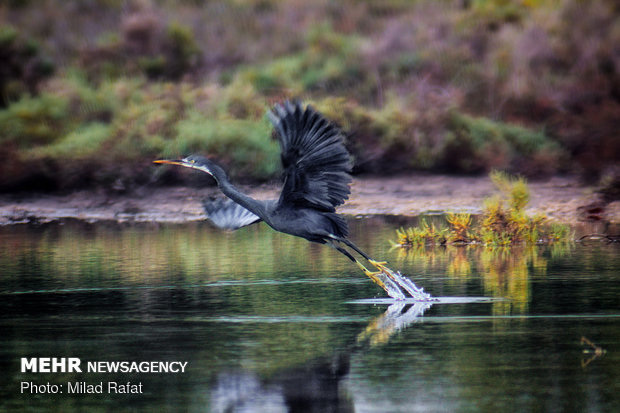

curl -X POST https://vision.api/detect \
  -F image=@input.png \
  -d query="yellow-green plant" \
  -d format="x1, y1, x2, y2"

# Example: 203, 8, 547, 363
446, 212, 477, 243
393, 171, 572, 247
391, 219, 447, 247
489, 170, 529, 211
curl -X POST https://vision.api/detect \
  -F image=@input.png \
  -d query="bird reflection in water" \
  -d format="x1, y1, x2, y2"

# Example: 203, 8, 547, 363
208, 302, 429, 413
357, 301, 433, 346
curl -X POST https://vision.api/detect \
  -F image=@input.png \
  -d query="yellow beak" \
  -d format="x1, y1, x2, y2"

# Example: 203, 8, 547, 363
153, 159, 185, 166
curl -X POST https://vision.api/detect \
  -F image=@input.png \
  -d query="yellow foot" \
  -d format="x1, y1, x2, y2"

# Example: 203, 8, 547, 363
368, 259, 402, 283
355, 261, 388, 292
368, 259, 388, 271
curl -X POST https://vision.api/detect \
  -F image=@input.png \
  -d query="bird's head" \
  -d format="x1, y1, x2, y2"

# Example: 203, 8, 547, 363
153, 155, 225, 179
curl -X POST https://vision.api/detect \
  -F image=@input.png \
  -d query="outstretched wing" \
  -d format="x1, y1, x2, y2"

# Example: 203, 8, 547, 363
202, 198, 262, 230
268, 101, 352, 212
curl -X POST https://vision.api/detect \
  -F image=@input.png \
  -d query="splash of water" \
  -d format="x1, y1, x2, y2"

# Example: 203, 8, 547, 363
374, 272, 406, 300
379, 264, 436, 302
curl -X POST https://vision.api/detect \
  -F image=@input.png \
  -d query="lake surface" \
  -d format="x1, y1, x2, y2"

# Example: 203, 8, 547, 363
1, 217, 619, 412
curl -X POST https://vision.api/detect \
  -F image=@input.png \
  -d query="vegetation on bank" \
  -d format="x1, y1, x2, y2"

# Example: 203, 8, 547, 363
392, 171, 573, 247
0, 0, 618, 190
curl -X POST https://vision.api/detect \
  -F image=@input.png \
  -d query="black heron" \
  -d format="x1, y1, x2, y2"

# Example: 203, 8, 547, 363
154, 101, 395, 293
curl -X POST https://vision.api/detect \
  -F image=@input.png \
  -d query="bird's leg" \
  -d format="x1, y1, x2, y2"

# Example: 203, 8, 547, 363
327, 240, 392, 294
353, 258, 406, 299
329, 236, 433, 301
337, 238, 372, 260
325, 236, 405, 300
335, 238, 392, 277
355, 260, 390, 293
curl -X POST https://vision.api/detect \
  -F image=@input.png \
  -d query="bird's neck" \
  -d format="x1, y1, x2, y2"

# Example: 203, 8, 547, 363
217, 178, 268, 221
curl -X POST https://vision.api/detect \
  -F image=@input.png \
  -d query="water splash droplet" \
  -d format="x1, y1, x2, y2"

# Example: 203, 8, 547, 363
379, 265, 436, 301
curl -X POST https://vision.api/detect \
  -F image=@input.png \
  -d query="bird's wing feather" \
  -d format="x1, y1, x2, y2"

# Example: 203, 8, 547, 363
268, 101, 352, 212
202, 198, 262, 230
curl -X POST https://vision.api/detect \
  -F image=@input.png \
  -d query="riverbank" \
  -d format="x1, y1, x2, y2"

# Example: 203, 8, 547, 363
1, 174, 616, 226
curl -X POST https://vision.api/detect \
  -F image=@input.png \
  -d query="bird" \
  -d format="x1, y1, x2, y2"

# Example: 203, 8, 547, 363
154, 101, 396, 294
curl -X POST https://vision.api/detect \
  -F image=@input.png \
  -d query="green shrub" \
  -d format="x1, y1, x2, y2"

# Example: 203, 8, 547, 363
27, 122, 112, 161
313, 96, 563, 175
490, 170, 529, 211
392, 171, 573, 247
0, 25, 54, 106
392, 220, 448, 247
311, 95, 453, 173
158, 22, 201, 80
0, 93, 70, 147
217, 77, 267, 120
466, 0, 527, 28
234, 23, 366, 97
47, 72, 119, 121
1, 0, 617, 187
443, 112, 565, 174
80, 13, 202, 82
169, 111, 279, 179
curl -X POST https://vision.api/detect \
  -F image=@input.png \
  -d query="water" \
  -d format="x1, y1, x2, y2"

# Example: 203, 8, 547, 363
1, 217, 619, 412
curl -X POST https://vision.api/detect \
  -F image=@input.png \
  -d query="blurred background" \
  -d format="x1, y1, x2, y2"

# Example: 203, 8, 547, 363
2, 4, 619, 410
0, 0, 618, 192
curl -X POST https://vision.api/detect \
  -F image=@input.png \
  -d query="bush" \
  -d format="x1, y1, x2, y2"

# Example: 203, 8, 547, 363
311, 94, 455, 173
392, 171, 573, 247
0, 25, 54, 106
312, 95, 563, 176
0, 93, 70, 147
144, 22, 201, 80
79, 9, 202, 82
234, 22, 368, 98
170, 111, 279, 180
27, 122, 112, 160
443, 112, 566, 175
1, 0, 617, 189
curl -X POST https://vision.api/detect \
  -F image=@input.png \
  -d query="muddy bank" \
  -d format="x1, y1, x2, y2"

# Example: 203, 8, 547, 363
0, 174, 616, 225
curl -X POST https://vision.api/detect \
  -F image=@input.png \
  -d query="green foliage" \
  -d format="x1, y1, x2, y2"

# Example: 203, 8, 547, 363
139, 55, 167, 79
311, 95, 561, 175
392, 220, 447, 247
478, 171, 572, 245
310, 95, 455, 172
155, 22, 201, 80
446, 212, 476, 243
0, 25, 54, 106
235, 23, 365, 96
239, 55, 302, 94
0, 74, 281, 189
170, 112, 279, 179
371, 97, 417, 148
27, 122, 112, 160
467, 0, 528, 27
218, 77, 266, 120
489, 170, 529, 211
0, 25, 18, 47
77, 11, 202, 82
0, 93, 70, 147
393, 172, 573, 247
444, 112, 565, 174
1, 0, 617, 189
